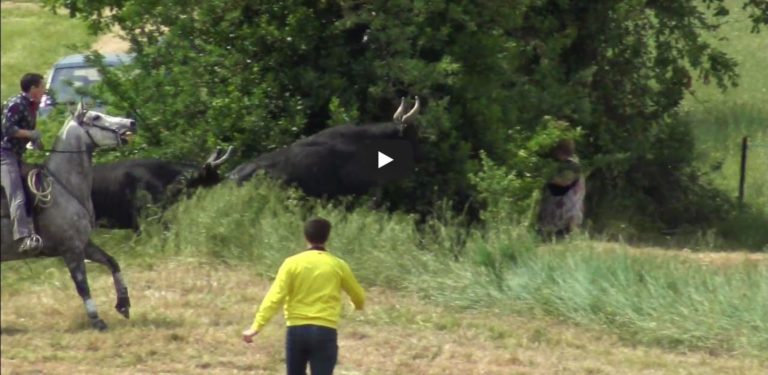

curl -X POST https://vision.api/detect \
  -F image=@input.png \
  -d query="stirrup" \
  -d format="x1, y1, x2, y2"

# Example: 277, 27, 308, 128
19, 234, 43, 252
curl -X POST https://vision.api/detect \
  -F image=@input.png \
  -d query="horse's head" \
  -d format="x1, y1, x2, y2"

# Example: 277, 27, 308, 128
69, 103, 137, 149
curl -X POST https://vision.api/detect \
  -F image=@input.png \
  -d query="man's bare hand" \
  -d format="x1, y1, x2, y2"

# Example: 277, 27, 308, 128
242, 328, 259, 344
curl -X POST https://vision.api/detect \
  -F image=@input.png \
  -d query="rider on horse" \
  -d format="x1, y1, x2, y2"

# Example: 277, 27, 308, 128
1, 73, 46, 252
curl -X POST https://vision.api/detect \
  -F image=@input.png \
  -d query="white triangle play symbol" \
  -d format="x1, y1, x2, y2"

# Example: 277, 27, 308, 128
378, 151, 393, 168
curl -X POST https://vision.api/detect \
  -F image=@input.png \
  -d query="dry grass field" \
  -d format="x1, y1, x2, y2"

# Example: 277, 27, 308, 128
2, 259, 766, 375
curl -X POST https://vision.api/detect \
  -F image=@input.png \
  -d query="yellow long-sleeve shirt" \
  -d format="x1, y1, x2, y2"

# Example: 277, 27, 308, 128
250, 250, 365, 332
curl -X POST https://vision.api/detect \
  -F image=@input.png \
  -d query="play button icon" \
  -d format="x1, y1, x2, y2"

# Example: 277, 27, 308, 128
378, 151, 393, 168
353, 140, 415, 184
372, 140, 414, 183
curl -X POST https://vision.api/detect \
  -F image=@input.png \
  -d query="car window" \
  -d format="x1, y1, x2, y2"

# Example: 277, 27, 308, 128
48, 67, 103, 103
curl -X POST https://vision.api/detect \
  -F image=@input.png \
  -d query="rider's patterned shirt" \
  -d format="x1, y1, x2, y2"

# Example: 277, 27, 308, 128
1, 92, 38, 157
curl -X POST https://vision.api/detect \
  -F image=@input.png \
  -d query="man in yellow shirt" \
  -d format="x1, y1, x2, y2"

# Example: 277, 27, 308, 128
242, 217, 365, 375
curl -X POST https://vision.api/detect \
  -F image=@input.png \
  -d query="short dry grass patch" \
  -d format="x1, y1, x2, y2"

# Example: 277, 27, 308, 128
2, 260, 766, 374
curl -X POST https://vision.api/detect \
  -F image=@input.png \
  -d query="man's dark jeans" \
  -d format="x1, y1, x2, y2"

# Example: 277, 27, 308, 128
286, 324, 338, 375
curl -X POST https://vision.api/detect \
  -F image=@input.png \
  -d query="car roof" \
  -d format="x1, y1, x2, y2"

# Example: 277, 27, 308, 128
52, 53, 134, 69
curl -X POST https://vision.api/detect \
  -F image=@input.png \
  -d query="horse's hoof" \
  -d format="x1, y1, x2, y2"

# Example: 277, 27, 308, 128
117, 306, 130, 319
92, 319, 108, 331
116, 298, 131, 319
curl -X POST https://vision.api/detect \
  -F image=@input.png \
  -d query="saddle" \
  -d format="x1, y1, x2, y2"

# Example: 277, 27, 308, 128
0, 162, 49, 219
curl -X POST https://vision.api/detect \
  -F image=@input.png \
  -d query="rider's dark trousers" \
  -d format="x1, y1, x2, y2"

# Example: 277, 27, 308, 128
1, 148, 34, 240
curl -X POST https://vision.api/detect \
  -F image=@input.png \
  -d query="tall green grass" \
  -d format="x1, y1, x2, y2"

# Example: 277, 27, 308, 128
682, 0, 768, 214
498, 244, 767, 353
0, 3, 95, 100
89, 178, 768, 356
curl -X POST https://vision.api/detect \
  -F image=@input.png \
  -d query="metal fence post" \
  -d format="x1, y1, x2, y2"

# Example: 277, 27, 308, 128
738, 136, 748, 210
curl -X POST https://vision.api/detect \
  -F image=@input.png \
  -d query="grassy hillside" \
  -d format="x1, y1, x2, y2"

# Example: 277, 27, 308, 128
682, 0, 768, 214
0, 1, 95, 100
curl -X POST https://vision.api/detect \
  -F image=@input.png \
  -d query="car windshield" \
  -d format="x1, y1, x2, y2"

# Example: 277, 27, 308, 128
48, 66, 102, 103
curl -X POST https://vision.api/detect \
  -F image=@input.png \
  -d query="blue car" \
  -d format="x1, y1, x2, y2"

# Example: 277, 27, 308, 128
39, 53, 133, 117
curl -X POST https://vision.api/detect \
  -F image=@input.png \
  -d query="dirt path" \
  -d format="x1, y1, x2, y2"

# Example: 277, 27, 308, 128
91, 30, 130, 54
585, 240, 767, 267
0, 1, 39, 10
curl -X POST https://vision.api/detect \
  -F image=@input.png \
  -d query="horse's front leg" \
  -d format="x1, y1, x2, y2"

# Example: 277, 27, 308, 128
62, 250, 108, 331
85, 240, 130, 318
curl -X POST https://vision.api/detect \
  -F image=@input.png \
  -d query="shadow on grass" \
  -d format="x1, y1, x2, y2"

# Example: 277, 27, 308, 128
0, 325, 29, 336
63, 310, 184, 333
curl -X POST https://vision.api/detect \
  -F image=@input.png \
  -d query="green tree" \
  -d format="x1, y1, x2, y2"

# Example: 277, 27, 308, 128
43, 0, 768, 234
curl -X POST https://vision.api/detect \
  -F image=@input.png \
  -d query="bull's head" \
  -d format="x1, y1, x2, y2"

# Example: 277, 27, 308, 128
165, 146, 234, 200
201, 146, 234, 181
392, 96, 420, 138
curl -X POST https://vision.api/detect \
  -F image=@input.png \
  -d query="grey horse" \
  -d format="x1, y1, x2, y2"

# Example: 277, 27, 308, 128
1, 104, 136, 330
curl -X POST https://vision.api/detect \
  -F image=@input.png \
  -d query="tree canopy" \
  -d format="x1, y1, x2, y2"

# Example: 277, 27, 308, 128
43, 0, 768, 231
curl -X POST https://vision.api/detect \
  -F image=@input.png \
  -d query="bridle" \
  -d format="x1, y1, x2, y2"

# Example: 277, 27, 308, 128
77, 112, 127, 149
39, 112, 127, 153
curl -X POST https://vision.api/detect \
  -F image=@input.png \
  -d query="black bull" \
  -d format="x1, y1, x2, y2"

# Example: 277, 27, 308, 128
91, 147, 232, 231
227, 97, 421, 197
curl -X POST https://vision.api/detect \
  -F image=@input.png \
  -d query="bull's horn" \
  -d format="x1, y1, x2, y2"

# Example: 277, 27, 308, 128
210, 146, 234, 168
401, 96, 420, 124
204, 147, 222, 165
392, 97, 406, 123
